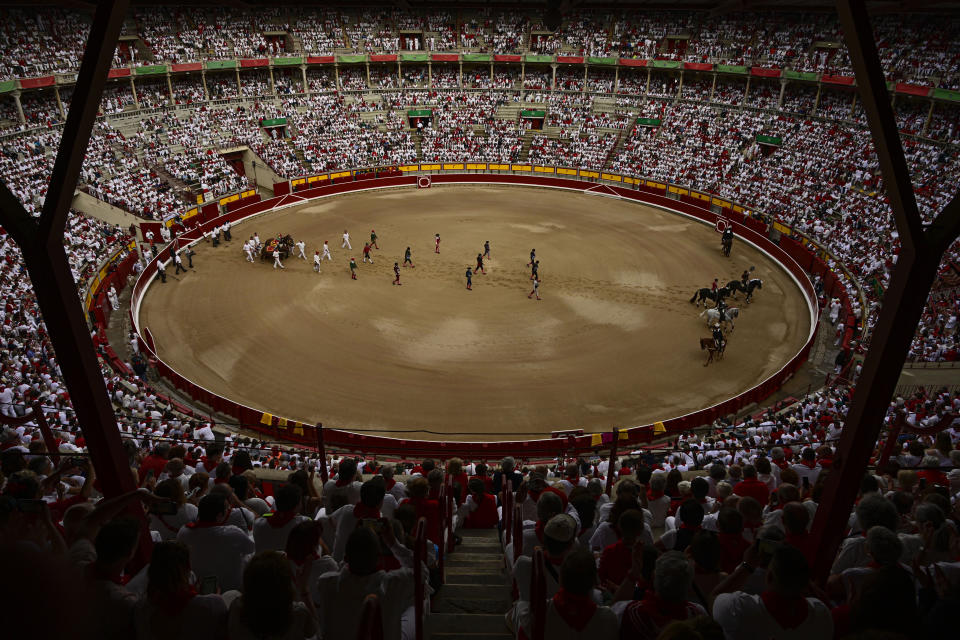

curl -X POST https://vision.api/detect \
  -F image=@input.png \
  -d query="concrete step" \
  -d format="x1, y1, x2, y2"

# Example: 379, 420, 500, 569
426, 613, 510, 635
459, 528, 501, 540
429, 634, 512, 640
454, 542, 502, 553
432, 596, 512, 614
439, 584, 509, 600
444, 570, 510, 586
446, 553, 505, 567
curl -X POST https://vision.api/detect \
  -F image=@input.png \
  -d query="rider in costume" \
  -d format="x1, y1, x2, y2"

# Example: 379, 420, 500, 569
712, 323, 725, 352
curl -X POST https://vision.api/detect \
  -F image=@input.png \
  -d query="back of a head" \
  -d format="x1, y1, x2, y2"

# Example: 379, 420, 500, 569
691, 476, 709, 500
616, 479, 639, 500
864, 525, 903, 566
656, 617, 725, 640
742, 464, 757, 479
781, 502, 809, 535
709, 463, 727, 481
447, 457, 463, 476
571, 495, 596, 528
427, 468, 443, 487
241, 551, 295, 637
655, 550, 694, 602
649, 473, 667, 492
678, 499, 705, 527
95, 517, 141, 565
559, 549, 597, 596
618, 509, 645, 539
777, 483, 800, 504
338, 458, 358, 482
717, 507, 743, 534
565, 463, 579, 479
285, 520, 322, 563
154, 478, 185, 505
737, 496, 762, 522
360, 480, 386, 508
689, 531, 721, 572
422, 458, 436, 473
381, 465, 394, 480
768, 545, 809, 597
855, 493, 898, 532
407, 476, 429, 499
345, 527, 381, 576
536, 491, 563, 522
197, 493, 227, 523
501, 456, 515, 474
468, 478, 485, 495
228, 474, 249, 500
147, 541, 191, 598
851, 565, 921, 636
214, 461, 231, 480
587, 478, 603, 498
275, 483, 302, 512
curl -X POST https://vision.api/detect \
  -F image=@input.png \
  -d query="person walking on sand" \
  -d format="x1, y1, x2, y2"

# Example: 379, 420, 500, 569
273, 249, 285, 270
527, 248, 536, 267
476, 253, 486, 275
528, 276, 541, 300
530, 260, 539, 281
393, 262, 402, 286
349, 257, 358, 280
484, 240, 491, 260
465, 266, 473, 291
295, 240, 307, 260
435, 233, 441, 254
342, 229, 352, 250
313, 251, 322, 273
321, 241, 333, 261
362, 242, 374, 264
403, 247, 414, 268
370, 229, 380, 250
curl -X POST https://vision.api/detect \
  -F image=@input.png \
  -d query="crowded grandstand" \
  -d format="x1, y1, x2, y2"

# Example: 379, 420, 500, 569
1, 4, 959, 639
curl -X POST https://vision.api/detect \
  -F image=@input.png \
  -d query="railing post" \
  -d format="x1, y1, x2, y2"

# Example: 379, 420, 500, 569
513, 503, 523, 558
437, 483, 446, 584
315, 422, 329, 484
503, 479, 513, 546
34, 402, 61, 466
413, 517, 426, 640
605, 427, 620, 496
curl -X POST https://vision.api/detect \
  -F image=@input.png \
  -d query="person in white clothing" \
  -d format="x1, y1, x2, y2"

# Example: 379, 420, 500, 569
295, 240, 307, 260
317, 526, 416, 640
252, 483, 311, 552
713, 544, 833, 639
321, 241, 333, 261
515, 549, 619, 638
176, 493, 255, 593
243, 241, 254, 263
273, 250, 284, 270
313, 251, 322, 273
342, 229, 352, 249
149, 479, 198, 541
327, 480, 387, 562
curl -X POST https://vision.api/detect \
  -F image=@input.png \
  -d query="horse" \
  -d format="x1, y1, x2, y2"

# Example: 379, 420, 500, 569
700, 337, 726, 366
725, 280, 746, 298
744, 278, 763, 303
260, 234, 295, 261
689, 286, 731, 307
721, 235, 733, 257
700, 306, 740, 330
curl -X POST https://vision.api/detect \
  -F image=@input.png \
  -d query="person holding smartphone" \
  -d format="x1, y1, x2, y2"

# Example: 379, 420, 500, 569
149, 479, 198, 542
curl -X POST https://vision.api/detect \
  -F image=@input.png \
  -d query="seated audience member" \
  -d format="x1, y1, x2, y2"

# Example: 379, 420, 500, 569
712, 544, 832, 638
330, 479, 387, 561
687, 530, 725, 611
646, 473, 672, 529
831, 493, 920, 574
401, 476, 442, 545
285, 520, 337, 608
381, 465, 407, 502
509, 514, 580, 632
445, 457, 469, 504
781, 502, 815, 568
613, 550, 707, 639
323, 457, 361, 511
733, 465, 770, 506
598, 509, 645, 588
149, 478, 198, 541
657, 500, 705, 552
591, 494, 654, 551
518, 490, 564, 560
86, 517, 141, 640
517, 549, 619, 636
177, 493, 255, 592
493, 456, 524, 497
716, 507, 751, 573
458, 478, 499, 528
317, 526, 415, 640
227, 551, 317, 640
253, 483, 309, 552
135, 540, 228, 640
569, 489, 598, 547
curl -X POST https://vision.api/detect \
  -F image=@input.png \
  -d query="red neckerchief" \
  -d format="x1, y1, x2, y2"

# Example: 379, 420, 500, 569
384, 478, 396, 491
799, 459, 818, 469
353, 504, 381, 520
647, 489, 665, 501
534, 520, 546, 543
88, 563, 130, 586
186, 515, 226, 529
335, 476, 354, 488
264, 510, 297, 529
773, 459, 789, 470
629, 592, 691, 628
151, 586, 197, 616
679, 523, 701, 531
231, 465, 246, 476
527, 489, 543, 503
200, 456, 218, 472
760, 590, 809, 629
552, 588, 597, 631
818, 457, 833, 468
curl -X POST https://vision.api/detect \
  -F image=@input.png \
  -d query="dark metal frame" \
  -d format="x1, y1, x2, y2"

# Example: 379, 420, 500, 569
809, 0, 960, 581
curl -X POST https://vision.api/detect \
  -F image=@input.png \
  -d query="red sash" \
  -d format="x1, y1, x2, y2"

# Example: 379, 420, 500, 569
263, 510, 297, 529
760, 590, 810, 629
353, 504, 381, 520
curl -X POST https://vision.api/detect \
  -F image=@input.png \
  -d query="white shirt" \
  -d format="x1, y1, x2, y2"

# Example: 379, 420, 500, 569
317, 566, 415, 640
252, 513, 311, 552
176, 523, 255, 592
134, 593, 226, 640
712, 592, 833, 640
516, 599, 619, 639
149, 503, 198, 541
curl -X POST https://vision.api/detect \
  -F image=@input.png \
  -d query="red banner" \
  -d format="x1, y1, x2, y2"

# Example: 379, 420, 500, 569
431, 54, 459, 62
895, 82, 930, 96
19, 75, 56, 88
307, 56, 335, 64
494, 55, 522, 62
822, 74, 855, 86
556, 55, 584, 64
684, 62, 713, 71
369, 54, 397, 62
171, 63, 202, 73
750, 66, 781, 78
239, 58, 269, 68
619, 58, 648, 67
106, 68, 131, 79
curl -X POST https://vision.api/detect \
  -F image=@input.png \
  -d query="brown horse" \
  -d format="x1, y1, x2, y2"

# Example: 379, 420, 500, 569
260, 234, 295, 261
700, 337, 726, 366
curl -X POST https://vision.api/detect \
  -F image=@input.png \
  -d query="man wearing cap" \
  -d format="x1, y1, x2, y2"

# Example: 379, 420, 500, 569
508, 513, 582, 634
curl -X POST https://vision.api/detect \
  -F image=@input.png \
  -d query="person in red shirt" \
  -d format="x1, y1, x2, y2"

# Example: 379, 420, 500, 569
469, 462, 494, 493
400, 476, 442, 545
458, 478, 499, 529
782, 502, 816, 569
733, 464, 770, 506
598, 509, 644, 588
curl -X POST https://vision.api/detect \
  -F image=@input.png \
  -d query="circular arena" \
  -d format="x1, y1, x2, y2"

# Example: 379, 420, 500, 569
138, 183, 812, 439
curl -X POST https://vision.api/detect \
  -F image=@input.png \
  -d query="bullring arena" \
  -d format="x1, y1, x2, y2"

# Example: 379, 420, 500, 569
3, 3, 960, 639
139, 184, 811, 438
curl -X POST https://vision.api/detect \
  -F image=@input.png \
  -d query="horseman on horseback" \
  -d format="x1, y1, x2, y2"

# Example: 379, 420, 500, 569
721, 227, 734, 257
712, 323, 725, 352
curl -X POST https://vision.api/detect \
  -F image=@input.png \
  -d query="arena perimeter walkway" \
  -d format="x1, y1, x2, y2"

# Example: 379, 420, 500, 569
139, 185, 810, 440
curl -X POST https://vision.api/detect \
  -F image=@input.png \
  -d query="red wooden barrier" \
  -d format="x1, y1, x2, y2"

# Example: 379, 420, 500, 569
412, 518, 427, 640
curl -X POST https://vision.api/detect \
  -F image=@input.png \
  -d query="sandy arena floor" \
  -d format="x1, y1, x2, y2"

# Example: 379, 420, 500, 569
139, 185, 810, 440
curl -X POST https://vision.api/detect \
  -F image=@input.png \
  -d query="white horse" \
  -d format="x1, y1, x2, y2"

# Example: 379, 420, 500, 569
700, 306, 740, 330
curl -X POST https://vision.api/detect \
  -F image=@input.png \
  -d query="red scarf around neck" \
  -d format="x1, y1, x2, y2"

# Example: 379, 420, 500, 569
534, 520, 546, 543
799, 459, 818, 469
335, 476, 354, 488
384, 478, 396, 491
647, 489, 665, 501
552, 588, 597, 631
151, 586, 197, 616
760, 590, 809, 630
353, 503, 381, 520
186, 516, 225, 529
264, 509, 298, 529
